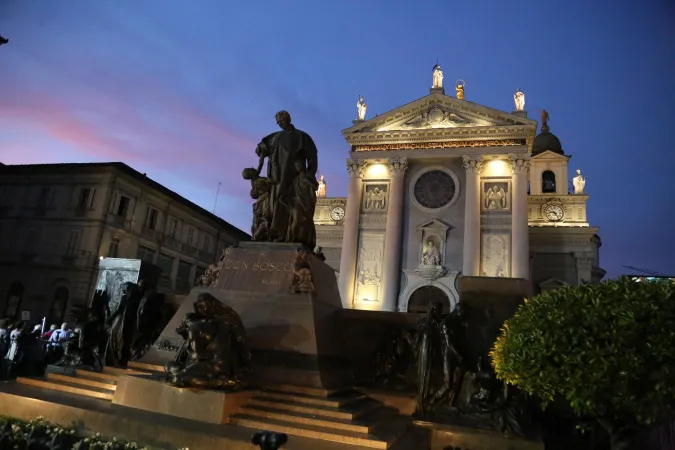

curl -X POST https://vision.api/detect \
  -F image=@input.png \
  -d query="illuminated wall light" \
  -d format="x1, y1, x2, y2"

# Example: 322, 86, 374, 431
483, 159, 509, 177
366, 163, 388, 178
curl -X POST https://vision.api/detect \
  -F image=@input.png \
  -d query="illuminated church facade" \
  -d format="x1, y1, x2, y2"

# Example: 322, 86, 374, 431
314, 68, 605, 312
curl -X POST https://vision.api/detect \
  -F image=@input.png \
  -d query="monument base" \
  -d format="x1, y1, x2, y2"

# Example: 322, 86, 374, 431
415, 420, 543, 450
112, 375, 253, 424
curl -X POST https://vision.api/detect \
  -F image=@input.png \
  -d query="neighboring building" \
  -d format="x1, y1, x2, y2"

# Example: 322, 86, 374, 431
0, 162, 249, 325
315, 69, 605, 312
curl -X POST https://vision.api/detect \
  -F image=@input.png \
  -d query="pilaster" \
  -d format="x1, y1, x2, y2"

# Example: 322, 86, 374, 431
338, 159, 366, 307
381, 157, 408, 312
574, 252, 593, 285
509, 153, 531, 279
462, 155, 483, 277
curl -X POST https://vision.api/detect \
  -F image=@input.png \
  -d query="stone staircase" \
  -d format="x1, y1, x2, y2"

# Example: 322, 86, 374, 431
231, 385, 410, 448
15, 362, 156, 401
16, 362, 412, 448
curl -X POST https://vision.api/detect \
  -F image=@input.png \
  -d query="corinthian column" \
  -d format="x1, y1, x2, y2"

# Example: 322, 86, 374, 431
381, 157, 408, 312
462, 155, 483, 276
509, 154, 531, 279
338, 159, 366, 307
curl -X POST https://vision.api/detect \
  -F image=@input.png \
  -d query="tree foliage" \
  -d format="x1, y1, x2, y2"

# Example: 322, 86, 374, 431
490, 277, 675, 425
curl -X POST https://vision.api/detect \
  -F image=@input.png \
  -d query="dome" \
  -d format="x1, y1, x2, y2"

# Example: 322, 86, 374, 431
532, 129, 563, 155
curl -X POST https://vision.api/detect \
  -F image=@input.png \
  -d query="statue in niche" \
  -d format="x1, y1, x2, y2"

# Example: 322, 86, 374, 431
166, 293, 252, 389
482, 236, 506, 278
432, 64, 444, 88
514, 88, 525, 111
356, 96, 367, 121
414, 302, 467, 420
455, 80, 465, 100
316, 174, 326, 198
366, 187, 386, 210
485, 186, 507, 210
249, 110, 319, 250
573, 169, 586, 194
422, 240, 441, 266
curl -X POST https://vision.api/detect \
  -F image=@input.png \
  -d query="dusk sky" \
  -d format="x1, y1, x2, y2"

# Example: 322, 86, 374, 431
1, 1, 674, 279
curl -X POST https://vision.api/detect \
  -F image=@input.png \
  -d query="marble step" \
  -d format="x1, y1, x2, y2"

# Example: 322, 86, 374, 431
46, 372, 117, 391
15, 377, 115, 401
263, 384, 347, 398
75, 369, 120, 383
102, 366, 152, 377
248, 396, 383, 420
257, 389, 366, 408
230, 413, 408, 448
239, 403, 398, 433
127, 361, 165, 373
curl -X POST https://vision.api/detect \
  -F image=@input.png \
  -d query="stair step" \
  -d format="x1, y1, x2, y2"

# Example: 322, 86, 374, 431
240, 404, 397, 433
248, 397, 382, 420
230, 414, 394, 449
102, 366, 151, 377
127, 361, 164, 373
75, 369, 120, 383
46, 373, 117, 391
16, 377, 114, 401
263, 384, 346, 398
259, 390, 366, 408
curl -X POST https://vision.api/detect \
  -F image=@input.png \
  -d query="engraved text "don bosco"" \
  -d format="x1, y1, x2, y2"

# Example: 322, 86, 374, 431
222, 259, 293, 272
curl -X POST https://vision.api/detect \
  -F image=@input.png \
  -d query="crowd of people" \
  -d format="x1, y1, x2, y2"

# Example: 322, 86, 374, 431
0, 319, 73, 379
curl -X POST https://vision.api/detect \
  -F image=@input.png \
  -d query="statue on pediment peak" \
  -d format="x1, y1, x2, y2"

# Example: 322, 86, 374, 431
432, 64, 444, 89
357, 96, 367, 121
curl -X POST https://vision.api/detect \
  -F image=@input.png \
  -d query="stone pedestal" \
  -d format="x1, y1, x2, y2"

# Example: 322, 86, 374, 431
417, 421, 543, 450
141, 242, 352, 389
113, 375, 252, 424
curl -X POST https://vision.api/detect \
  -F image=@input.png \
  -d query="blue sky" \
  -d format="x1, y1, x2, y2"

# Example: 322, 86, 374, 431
1, 0, 674, 278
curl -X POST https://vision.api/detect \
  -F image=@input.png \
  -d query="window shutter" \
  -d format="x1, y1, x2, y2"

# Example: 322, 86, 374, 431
89, 188, 97, 209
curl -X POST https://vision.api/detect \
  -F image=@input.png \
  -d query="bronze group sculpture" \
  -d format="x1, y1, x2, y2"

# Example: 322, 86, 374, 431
165, 293, 252, 389
243, 111, 319, 250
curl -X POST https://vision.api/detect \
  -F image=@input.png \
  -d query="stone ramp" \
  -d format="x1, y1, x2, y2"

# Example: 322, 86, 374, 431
232, 384, 411, 448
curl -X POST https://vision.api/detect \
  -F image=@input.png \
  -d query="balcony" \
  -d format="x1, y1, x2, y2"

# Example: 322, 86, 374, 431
108, 214, 131, 230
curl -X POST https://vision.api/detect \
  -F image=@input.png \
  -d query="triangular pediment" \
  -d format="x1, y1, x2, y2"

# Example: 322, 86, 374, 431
344, 93, 536, 134
416, 218, 451, 232
538, 278, 569, 290
532, 150, 570, 161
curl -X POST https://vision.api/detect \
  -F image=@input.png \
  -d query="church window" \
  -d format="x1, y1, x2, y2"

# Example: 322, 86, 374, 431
413, 170, 457, 210
542, 170, 556, 193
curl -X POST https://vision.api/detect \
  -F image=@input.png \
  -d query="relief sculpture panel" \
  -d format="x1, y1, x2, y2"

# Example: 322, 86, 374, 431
363, 184, 388, 212
482, 181, 510, 211
481, 232, 510, 278
353, 232, 385, 303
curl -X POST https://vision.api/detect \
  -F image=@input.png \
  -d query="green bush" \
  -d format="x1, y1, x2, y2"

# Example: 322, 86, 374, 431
490, 277, 675, 425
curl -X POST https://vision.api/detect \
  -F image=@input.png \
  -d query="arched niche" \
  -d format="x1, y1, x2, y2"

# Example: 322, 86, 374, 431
542, 170, 556, 193
48, 286, 70, 325
3, 282, 25, 318
407, 285, 451, 314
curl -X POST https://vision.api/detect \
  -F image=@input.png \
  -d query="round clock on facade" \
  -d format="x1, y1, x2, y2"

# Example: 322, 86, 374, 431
542, 201, 565, 222
330, 206, 345, 221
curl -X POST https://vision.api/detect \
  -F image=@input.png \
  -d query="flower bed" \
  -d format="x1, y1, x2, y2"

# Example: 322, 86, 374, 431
0, 416, 171, 450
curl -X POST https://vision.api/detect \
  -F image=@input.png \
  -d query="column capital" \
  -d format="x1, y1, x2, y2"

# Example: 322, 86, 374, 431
508, 153, 531, 174
346, 159, 366, 178
462, 155, 483, 174
388, 157, 408, 177
574, 252, 594, 265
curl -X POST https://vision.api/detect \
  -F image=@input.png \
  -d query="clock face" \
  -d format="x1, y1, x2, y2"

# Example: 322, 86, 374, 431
543, 203, 565, 222
330, 206, 345, 221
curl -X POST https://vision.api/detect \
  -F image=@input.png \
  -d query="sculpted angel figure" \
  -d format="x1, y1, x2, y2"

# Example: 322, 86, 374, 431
357, 96, 367, 121
485, 186, 507, 210
514, 88, 525, 111
540, 109, 550, 129
316, 174, 326, 198
573, 169, 586, 194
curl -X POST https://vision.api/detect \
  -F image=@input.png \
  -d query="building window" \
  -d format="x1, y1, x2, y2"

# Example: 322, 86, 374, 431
77, 187, 95, 209
136, 245, 156, 263
187, 226, 196, 246
0, 188, 11, 207
3, 282, 25, 318
157, 252, 174, 279
145, 207, 159, 229
167, 218, 179, 237
108, 238, 120, 258
48, 286, 69, 325
542, 170, 556, 193
176, 259, 192, 293
411, 168, 459, 212
66, 230, 81, 255
37, 187, 53, 208
25, 228, 36, 254
116, 195, 130, 217
203, 235, 211, 252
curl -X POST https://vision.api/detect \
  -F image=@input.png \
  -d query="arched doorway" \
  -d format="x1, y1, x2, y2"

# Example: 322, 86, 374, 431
3, 282, 24, 319
48, 286, 69, 325
407, 285, 451, 314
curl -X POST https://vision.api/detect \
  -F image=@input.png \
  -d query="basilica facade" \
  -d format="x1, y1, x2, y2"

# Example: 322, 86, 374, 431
314, 70, 605, 312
